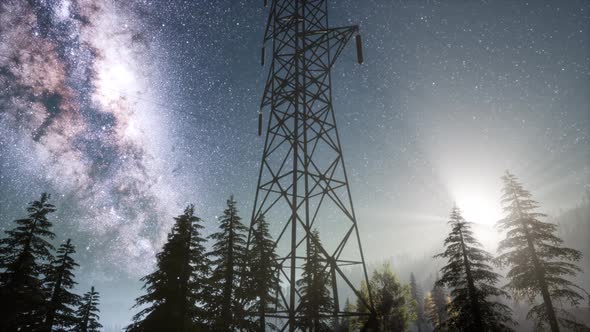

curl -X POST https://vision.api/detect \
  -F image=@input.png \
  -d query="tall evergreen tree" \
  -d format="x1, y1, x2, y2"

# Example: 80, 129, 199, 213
243, 214, 280, 331
126, 205, 210, 332
75, 286, 102, 332
410, 272, 426, 332
497, 171, 588, 332
206, 196, 248, 331
424, 278, 448, 332
296, 229, 334, 331
0, 193, 57, 332
435, 206, 515, 332
43, 238, 80, 332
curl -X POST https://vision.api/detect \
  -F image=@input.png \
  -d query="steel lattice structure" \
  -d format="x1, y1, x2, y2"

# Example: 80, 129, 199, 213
247, 0, 375, 330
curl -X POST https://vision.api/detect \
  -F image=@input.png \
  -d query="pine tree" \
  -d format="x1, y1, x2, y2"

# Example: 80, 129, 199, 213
410, 272, 426, 332
435, 206, 515, 331
75, 286, 102, 332
424, 278, 448, 331
497, 171, 588, 331
0, 193, 57, 331
126, 205, 210, 332
206, 196, 248, 331
296, 229, 334, 331
43, 238, 81, 332
243, 214, 280, 331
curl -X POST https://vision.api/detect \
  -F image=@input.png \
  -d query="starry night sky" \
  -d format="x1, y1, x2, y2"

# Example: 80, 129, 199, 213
1, 0, 589, 328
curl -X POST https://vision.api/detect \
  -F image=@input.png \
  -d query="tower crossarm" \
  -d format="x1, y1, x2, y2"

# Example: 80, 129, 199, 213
299, 25, 359, 67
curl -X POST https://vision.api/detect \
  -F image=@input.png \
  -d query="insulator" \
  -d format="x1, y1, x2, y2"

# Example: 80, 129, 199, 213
258, 111, 263, 136
355, 34, 363, 64
261, 46, 266, 66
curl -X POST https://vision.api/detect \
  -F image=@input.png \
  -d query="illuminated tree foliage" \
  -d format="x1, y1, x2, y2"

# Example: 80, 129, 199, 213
296, 230, 334, 331
435, 206, 515, 331
126, 205, 210, 332
356, 263, 415, 332
497, 171, 587, 332
75, 286, 102, 332
0, 193, 56, 331
206, 196, 249, 331
43, 239, 81, 332
424, 277, 448, 331
243, 214, 281, 331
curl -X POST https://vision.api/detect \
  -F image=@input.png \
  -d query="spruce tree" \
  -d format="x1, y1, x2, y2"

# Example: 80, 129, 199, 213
206, 196, 248, 331
243, 214, 280, 331
410, 272, 426, 332
75, 286, 102, 332
296, 230, 333, 331
43, 238, 81, 332
435, 206, 515, 331
0, 193, 57, 331
497, 171, 587, 331
126, 205, 210, 332
424, 278, 448, 331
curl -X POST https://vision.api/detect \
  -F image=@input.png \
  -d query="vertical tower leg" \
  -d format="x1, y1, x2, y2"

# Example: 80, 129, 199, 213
246, 1, 376, 330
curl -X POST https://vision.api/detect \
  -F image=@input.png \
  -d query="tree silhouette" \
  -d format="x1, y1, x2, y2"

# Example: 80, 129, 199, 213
410, 272, 426, 332
75, 286, 102, 332
206, 196, 248, 331
424, 278, 448, 331
435, 206, 515, 331
0, 193, 56, 331
126, 205, 210, 331
43, 238, 81, 332
296, 230, 333, 331
243, 214, 280, 331
497, 171, 588, 332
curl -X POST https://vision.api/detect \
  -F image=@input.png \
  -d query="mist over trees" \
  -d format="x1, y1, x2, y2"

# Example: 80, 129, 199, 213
424, 276, 449, 332
1, 172, 588, 331
409, 272, 426, 332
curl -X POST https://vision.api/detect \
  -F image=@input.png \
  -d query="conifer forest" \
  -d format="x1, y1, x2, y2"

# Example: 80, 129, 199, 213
0, 0, 589, 331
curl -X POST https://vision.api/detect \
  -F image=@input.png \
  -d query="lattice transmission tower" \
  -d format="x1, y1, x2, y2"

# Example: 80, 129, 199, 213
247, 0, 375, 330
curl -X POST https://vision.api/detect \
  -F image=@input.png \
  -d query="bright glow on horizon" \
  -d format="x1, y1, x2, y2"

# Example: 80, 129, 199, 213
452, 186, 504, 249
454, 191, 503, 226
